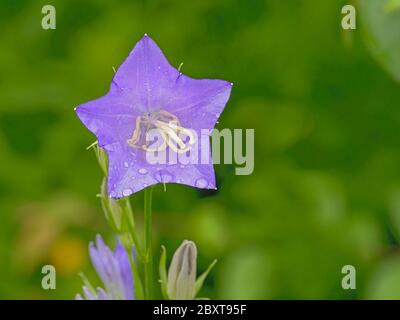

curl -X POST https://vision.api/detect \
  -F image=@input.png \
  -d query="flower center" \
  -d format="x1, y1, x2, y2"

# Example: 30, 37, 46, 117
127, 110, 195, 153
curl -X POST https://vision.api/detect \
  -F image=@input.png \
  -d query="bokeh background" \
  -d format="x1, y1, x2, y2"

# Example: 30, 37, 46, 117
0, 0, 400, 299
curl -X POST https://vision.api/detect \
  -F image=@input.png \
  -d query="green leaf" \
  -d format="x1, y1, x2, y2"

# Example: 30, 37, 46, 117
159, 245, 169, 299
195, 259, 217, 296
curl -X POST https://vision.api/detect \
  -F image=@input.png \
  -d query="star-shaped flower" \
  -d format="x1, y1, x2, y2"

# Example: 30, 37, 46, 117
75, 35, 232, 198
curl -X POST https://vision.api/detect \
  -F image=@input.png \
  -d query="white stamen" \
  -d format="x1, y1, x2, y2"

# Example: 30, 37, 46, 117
127, 110, 195, 154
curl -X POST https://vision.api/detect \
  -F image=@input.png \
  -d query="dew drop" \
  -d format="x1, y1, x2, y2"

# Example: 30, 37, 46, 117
195, 177, 208, 188
123, 161, 129, 168
138, 168, 148, 175
110, 191, 117, 198
122, 188, 132, 196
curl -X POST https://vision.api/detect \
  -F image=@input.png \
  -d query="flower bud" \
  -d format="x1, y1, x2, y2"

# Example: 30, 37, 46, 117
86, 141, 108, 175
100, 178, 123, 231
167, 240, 197, 300
96, 146, 108, 176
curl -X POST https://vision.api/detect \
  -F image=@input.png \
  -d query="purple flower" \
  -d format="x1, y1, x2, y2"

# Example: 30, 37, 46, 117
75, 35, 232, 198
76, 235, 134, 300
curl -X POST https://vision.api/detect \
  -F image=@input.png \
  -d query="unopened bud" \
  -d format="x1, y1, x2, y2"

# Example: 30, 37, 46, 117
100, 179, 123, 231
167, 240, 197, 300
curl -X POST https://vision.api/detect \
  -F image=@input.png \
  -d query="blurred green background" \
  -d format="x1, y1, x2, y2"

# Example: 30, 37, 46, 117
0, 0, 400, 299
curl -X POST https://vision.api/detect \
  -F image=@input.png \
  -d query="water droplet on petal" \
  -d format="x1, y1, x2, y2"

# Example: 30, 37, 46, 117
155, 170, 173, 183
123, 162, 129, 168
122, 188, 132, 197
110, 191, 117, 198
195, 177, 208, 188
138, 168, 148, 175
176, 179, 182, 183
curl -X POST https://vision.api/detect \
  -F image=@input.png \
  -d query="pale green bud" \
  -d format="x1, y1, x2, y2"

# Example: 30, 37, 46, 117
87, 141, 107, 176
95, 144, 108, 176
167, 240, 197, 300
100, 178, 123, 232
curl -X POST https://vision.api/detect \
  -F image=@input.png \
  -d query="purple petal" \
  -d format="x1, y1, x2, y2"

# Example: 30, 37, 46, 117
107, 145, 216, 196
166, 78, 232, 132
75, 93, 140, 148
89, 242, 108, 285
96, 287, 110, 300
114, 241, 134, 300
82, 235, 136, 300
83, 286, 96, 300
112, 34, 181, 112
89, 235, 117, 289
106, 143, 159, 197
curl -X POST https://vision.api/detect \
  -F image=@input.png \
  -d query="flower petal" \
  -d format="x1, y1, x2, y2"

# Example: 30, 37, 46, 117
166, 77, 233, 132
112, 34, 181, 112
106, 141, 216, 197
75, 92, 140, 148
83, 286, 96, 300
114, 241, 134, 300
96, 287, 110, 300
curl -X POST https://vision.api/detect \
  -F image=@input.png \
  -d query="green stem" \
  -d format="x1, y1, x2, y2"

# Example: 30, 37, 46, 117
121, 198, 146, 299
122, 198, 144, 259
129, 249, 144, 300
143, 186, 154, 299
